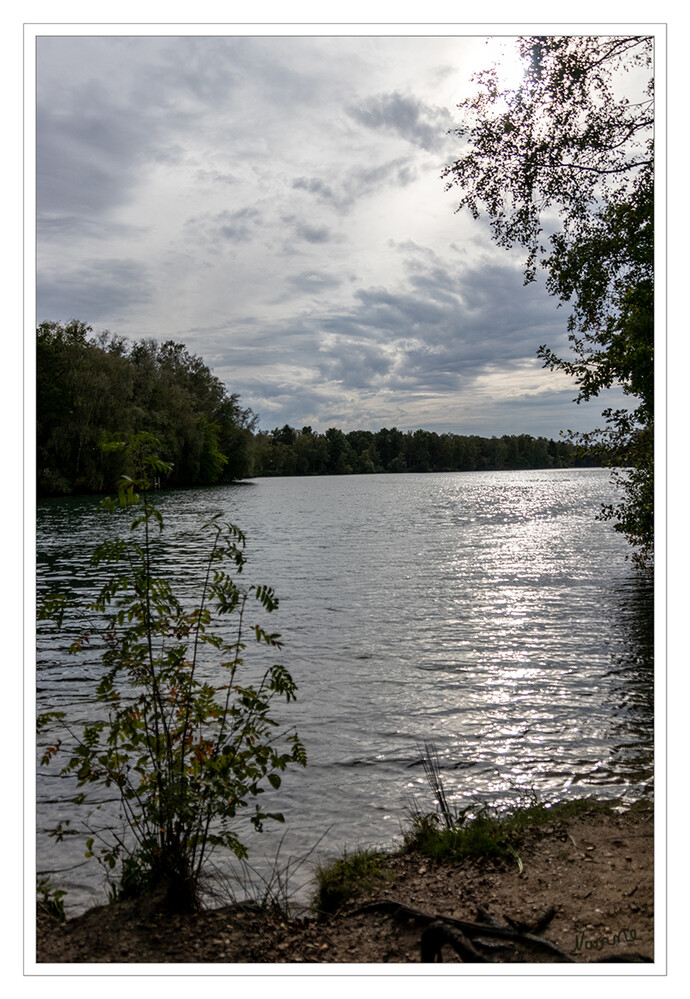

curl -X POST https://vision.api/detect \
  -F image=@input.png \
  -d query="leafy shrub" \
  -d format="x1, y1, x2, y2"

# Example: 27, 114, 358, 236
38, 433, 306, 912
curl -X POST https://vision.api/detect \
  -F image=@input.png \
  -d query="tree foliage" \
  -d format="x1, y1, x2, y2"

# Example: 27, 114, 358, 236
37, 435, 306, 911
443, 35, 654, 567
36, 322, 257, 495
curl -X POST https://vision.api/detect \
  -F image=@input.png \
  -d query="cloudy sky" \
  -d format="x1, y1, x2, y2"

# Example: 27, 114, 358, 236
35, 30, 631, 438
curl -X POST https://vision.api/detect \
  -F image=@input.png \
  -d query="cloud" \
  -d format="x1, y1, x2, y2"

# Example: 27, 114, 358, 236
34, 34, 626, 441
292, 223, 333, 244
37, 258, 153, 324
347, 91, 454, 152
291, 157, 418, 214
285, 270, 343, 295
216, 208, 263, 243
291, 176, 339, 204
200, 245, 576, 434
195, 169, 239, 186
36, 46, 180, 222
37, 215, 145, 242
315, 337, 393, 388
181, 207, 264, 248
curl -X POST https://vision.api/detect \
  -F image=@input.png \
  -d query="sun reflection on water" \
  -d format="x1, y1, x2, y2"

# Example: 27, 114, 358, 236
37, 470, 653, 913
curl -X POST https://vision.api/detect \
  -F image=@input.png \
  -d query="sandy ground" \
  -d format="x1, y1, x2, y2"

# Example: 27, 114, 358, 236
36, 804, 654, 966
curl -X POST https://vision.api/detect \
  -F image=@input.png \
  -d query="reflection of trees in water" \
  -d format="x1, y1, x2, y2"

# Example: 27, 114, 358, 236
603, 575, 654, 790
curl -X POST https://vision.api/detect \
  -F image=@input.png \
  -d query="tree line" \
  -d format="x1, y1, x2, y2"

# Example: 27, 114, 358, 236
252, 424, 598, 477
36, 320, 597, 497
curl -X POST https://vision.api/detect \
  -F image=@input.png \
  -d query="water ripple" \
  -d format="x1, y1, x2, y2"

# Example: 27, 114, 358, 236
36, 470, 653, 913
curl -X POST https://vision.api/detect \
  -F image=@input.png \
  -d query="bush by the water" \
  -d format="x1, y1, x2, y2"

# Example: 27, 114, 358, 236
38, 433, 306, 912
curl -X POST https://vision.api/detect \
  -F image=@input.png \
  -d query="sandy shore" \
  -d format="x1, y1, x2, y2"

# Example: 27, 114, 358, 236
36, 802, 654, 965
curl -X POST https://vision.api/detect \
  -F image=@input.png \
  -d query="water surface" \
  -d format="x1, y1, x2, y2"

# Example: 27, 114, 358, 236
36, 469, 653, 912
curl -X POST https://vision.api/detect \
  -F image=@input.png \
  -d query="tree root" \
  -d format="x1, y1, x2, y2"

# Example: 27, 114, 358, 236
351, 898, 576, 963
420, 921, 488, 963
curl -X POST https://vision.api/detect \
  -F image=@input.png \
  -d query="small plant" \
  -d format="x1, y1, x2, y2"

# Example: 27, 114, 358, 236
407, 746, 530, 866
36, 877, 66, 923
314, 848, 391, 914
37, 433, 306, 912
209, 829, 329, 918
403, 804, 521, 864
419, 740, 455, 830
405, 745, 617, 867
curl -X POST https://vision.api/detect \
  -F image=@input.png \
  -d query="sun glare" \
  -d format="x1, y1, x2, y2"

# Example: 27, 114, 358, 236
486, 37, 527, 91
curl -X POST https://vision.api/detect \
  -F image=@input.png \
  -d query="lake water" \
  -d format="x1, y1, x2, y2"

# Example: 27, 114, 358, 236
36, 469, 654, 914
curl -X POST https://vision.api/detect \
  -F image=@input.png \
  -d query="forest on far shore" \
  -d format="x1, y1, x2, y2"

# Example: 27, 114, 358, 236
37, 321, 601, 497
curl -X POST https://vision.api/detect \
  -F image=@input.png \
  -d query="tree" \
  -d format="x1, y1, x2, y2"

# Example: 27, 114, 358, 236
37, 324, 257, 494
324, 427, 355, 474
443, 35, 654, 568
37, 321, 136, 493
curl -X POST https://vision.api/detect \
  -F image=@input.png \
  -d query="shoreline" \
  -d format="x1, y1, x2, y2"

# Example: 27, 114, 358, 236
36, 799, 654, 965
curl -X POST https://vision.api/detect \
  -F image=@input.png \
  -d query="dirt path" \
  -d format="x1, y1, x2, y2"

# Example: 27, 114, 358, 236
36, 805, 654, 965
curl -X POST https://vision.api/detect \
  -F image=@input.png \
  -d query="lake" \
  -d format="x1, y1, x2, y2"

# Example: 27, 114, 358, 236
36, 469, 654, 914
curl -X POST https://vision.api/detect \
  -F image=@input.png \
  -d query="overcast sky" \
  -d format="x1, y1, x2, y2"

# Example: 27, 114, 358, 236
35, 31, 632, 438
